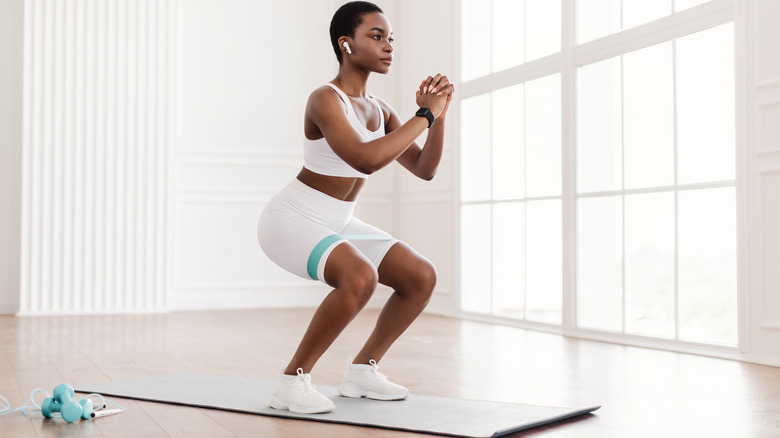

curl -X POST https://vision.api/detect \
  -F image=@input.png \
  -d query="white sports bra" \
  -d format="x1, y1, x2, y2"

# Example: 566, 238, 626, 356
303, 83, 386, 178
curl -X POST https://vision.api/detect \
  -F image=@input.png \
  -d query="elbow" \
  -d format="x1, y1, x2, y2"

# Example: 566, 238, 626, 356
352, 159, 377, 175
419, 163, 439, 181
419, 170, 437, 181
354, 155, 393, 175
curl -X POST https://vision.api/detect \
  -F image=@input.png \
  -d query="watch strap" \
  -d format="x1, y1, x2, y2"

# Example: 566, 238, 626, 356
416, 108, 435, 128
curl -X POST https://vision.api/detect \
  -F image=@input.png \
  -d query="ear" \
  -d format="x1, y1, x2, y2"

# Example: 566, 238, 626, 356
338, 36, 352, 54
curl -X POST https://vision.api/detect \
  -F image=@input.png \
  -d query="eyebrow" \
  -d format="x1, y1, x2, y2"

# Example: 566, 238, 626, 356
369, 27, 393, 35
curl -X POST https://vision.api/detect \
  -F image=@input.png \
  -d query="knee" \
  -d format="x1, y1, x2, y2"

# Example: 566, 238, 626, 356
410, 260, 437, 302
341, 263, 378, 307
419, 261, 437, 298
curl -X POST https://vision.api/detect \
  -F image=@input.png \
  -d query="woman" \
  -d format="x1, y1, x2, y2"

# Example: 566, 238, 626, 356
257, 1, 453, 414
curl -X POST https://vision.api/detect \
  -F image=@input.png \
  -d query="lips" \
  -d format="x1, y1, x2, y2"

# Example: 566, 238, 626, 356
381, 58, 392, 64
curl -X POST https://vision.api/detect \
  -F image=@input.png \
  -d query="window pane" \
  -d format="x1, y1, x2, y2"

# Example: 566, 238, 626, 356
678, 188, 737, 345
675, 0, 709, 12
526, 200, 562, 324
623, 42, 674, 189
578, 57, 622, 193
525, 0, 561, 61
625, 192, 675, 338
622, 0, 671, 30
578, 196, 623, 331
493, 202, 525, 318
525, 74, 562, 197
577, 0, 620, 43
493, 0, 525, 72
493, 84, 525, 200
461, 204, 492, 314
461, 94, 491, 201
461, 0, 491, 81
677, 23, 735, 184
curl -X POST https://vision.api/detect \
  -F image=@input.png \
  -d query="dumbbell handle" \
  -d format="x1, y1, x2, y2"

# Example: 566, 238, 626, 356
53, 383, 75, 404
41, 397, 60, 418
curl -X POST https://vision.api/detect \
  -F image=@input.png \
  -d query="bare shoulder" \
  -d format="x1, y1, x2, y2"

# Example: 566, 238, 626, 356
306, 85, 348, 121
309, 85, 343, 107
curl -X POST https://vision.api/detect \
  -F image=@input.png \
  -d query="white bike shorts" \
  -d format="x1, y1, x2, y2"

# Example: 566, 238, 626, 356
257, 178, 398, 284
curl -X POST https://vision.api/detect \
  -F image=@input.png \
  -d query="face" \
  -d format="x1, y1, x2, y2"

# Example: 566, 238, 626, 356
343, 12, 394, 73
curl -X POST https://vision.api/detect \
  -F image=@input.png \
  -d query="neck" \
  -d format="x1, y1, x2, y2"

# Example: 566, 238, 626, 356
333, 65, 370, 97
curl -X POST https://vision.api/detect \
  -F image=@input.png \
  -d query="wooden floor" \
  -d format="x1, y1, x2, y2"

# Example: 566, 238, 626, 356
1, 308, 779, 438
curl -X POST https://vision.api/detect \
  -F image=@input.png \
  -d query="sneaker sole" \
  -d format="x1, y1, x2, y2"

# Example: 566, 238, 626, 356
268, 394, 334, 414
338, 382, 408, 401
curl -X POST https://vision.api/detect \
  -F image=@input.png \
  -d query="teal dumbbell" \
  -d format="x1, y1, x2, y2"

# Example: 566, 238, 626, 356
41, 384, 93, 422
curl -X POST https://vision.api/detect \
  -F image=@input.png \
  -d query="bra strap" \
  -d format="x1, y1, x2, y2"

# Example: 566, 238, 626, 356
325, 83, 355, 114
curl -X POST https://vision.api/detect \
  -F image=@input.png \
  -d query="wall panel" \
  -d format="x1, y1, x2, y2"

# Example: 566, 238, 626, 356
20, 0, 173, 314
758, 169, 780, 330
0, 0, 24, 314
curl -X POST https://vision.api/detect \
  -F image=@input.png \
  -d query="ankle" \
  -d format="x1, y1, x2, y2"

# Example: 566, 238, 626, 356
283, 366, 309, 376
351, 354, 376, 365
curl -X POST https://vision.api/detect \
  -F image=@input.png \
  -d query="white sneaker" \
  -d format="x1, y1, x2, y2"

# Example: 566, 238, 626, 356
269, 368, 335, 414
338, 357, 409, 401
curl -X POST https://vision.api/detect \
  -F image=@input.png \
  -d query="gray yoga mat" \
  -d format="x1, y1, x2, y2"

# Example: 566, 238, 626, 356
74, 373, 599, 438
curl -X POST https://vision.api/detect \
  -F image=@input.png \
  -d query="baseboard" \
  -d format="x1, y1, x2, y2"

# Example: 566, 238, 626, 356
0, 303, 19, 315
168, 284, 394, 312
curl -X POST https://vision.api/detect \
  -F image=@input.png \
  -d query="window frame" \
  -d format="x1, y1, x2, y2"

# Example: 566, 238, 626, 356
456, 0, 745, 359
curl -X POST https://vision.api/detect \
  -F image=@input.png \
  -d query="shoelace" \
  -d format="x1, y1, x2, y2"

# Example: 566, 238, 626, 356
367, 359, 389, 381
293, 368, 317, 393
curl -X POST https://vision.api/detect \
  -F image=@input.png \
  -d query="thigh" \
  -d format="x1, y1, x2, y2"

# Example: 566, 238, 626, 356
322, 242, 378, 289
377, 241, 437, 292
339, 217, 398, 268
258, 203, 336, 281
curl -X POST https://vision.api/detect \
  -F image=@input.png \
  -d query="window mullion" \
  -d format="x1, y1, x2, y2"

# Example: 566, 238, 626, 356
562, 0, 578, 331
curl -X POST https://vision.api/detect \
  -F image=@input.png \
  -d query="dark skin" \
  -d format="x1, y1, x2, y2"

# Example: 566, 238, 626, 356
285, 11, 454, 375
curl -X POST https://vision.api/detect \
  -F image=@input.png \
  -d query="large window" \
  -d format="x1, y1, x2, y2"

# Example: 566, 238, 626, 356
459, 0, 737, 347
461, 75, 563, 324
461, 0, 561, 81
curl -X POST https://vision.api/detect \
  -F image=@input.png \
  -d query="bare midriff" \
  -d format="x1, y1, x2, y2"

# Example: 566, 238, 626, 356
296, 167, 366, 202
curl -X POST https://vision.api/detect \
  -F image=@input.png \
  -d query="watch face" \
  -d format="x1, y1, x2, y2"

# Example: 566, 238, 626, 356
416, 108, 434, 127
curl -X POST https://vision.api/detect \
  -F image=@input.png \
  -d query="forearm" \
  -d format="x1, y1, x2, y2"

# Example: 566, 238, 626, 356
411, 118, 446, 180
355, 116, 430, 174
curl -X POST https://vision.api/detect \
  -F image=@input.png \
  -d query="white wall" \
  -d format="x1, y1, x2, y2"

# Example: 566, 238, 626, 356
170, 0, 400, 310
0, 0, 24, 314
741, 0, 780, 366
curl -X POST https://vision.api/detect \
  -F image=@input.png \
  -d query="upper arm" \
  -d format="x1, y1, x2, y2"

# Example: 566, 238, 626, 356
307, 87, 373, 172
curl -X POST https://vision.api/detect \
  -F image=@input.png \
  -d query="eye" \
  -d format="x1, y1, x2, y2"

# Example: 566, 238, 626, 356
388, 37, 395, 43
373, 35, 381, 40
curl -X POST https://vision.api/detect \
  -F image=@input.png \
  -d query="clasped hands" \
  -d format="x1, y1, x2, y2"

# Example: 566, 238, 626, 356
416, 74, 455, 120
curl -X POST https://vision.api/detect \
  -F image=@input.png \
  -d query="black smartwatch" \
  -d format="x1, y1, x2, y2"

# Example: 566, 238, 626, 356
415, 107, 435, 128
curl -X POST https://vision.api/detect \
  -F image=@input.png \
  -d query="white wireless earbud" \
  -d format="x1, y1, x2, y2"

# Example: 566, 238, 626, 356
343, 41, 352, 54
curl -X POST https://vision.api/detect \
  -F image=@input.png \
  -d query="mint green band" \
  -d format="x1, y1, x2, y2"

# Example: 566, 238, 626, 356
306, 234, 395, 280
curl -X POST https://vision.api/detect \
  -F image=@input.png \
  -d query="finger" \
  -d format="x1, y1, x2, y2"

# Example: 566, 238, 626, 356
432, 77, 450, 94
423, 76, 434, 93
428, 73, 442, 93
428, 74, 443, 93
436, 84, 454, 96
